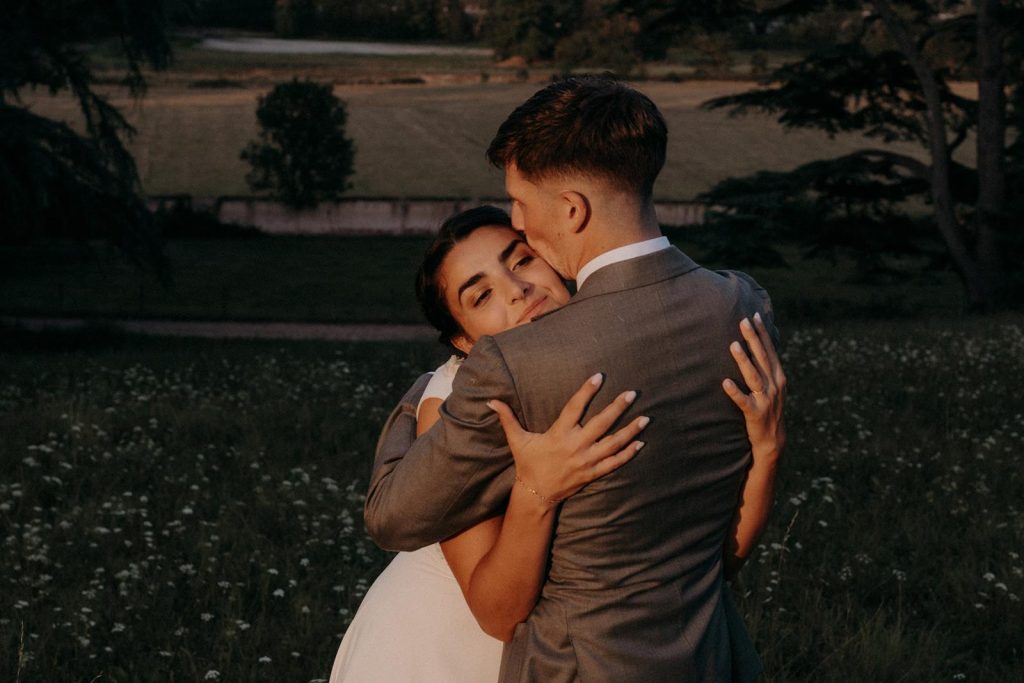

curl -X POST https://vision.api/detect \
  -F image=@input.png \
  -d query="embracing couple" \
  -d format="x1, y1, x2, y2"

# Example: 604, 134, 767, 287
330, 76, 786, 682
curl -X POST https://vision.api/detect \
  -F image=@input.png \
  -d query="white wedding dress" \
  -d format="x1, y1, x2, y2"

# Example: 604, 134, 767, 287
329, 358, 503, 682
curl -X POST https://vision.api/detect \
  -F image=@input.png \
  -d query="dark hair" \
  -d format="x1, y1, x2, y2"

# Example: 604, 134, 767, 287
486, 76, 667, 199
416, 205, 514, 354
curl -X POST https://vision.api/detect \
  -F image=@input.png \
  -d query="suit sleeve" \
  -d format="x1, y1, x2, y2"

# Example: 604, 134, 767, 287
364, 336, 519, 551
721, 269, 781, 349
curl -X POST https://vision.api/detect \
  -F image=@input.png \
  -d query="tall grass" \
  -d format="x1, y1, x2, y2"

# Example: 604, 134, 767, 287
1, 318, 1021, 680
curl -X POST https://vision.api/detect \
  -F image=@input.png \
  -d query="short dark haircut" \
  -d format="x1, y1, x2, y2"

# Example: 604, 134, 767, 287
416, 205, 514, 354
486, 76, 668, 199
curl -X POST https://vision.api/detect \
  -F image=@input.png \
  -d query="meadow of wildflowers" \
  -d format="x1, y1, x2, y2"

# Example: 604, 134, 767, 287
1, 319, 1022, 681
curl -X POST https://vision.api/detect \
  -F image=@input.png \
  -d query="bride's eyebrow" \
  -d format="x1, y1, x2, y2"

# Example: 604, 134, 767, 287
500, 238, 526, 263
457, 272, 485, 302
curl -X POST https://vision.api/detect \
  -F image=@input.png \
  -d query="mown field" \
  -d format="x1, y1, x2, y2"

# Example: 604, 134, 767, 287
23, 72, 972, 200
1, 317, 1021, 681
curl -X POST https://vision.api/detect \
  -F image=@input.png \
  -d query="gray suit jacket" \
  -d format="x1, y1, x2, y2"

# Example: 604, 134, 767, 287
366, 247, 772, 681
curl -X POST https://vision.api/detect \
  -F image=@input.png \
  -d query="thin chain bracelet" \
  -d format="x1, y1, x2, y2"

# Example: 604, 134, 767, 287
514, 475, 563, 505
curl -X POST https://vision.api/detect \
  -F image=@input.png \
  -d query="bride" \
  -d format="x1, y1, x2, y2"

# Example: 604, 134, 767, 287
329, 206, 785, 682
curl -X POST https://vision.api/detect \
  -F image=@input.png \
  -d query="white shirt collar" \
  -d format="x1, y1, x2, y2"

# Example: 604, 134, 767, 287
575, 236, 671, 288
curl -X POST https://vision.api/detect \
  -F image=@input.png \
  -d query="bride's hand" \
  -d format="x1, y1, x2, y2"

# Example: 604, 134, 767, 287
488, 375, 649, 506
722, 312, 786, 462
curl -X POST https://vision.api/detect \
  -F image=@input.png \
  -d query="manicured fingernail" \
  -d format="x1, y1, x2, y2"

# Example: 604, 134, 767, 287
637, 416, 650, 428
486, 400, 495, 411
730, 341, 742, 353
741, 317, 752, 330
623, 390, 637, 404
635, 441, 645, 452
589, 373, 603, 386
754, 312, 762, 323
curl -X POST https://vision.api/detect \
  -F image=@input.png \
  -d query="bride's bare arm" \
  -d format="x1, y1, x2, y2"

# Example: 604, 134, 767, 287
439, 487, 553, 642
722, 313, 787, 579
422, 377, 647, 642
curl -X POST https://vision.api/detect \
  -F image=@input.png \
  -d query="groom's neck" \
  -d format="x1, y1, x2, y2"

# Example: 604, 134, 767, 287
574, 200, 662, 271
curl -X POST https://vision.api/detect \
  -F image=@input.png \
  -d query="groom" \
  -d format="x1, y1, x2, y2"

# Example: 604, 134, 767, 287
365, 77, 774, 681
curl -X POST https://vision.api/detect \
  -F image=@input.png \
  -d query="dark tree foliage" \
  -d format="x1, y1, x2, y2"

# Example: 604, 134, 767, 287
700, 0, 1024, 311
612, 0, 756, 60
553, 2, 643, 76
485, 0, 584, 61
241, 79, 355, 210
273, 0, 317, 37
487, 1, 760, 78
699, 151, 935, 271
193, 0, 275, 30
0, 1, 184, 270
325, 0, 472, 42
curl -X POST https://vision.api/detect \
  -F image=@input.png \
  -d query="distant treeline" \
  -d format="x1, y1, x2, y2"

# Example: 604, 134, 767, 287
183, 1, 877, 67
188, 0, 474, 42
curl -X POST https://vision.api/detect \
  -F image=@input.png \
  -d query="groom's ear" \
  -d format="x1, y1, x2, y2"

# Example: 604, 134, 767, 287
561, 190, 591, 234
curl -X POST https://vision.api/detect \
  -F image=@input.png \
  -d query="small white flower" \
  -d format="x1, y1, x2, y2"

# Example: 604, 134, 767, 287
272, 588, 285, 598
204, 670, 220, 680
259, 656, 272, 664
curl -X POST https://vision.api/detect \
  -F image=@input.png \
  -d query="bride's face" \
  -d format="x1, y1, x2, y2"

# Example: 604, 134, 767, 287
440, 225, 570, 354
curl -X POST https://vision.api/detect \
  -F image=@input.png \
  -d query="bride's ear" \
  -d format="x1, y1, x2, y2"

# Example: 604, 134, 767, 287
561, 191, 591, 234
452, 334, 474, 356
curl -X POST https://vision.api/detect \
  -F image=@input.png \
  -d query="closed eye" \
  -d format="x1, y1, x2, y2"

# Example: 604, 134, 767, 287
513, 254, 534, 269
472, 289, 492, 307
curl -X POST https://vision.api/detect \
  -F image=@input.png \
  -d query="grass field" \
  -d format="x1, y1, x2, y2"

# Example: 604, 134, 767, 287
0, 237, 432, 324
22, 76, 973, 200
0, 233, 967, 324
1, 318, 1021, 681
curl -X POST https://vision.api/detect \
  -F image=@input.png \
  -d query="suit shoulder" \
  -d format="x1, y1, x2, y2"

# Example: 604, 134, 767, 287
713, 268, 769, 295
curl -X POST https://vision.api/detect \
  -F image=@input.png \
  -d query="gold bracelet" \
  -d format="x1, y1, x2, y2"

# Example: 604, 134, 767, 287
514, 475, 563, 505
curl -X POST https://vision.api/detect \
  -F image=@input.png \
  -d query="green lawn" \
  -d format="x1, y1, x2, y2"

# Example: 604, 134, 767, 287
1, 318, 1021, 680
0, 234, 967, 324
0, 237, 432, 324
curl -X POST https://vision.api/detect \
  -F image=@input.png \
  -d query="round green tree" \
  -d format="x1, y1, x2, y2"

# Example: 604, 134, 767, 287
242, 79, 355, 209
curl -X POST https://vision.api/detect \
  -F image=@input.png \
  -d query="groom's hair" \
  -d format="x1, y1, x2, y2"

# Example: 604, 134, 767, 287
416, 205, 514, 355
487, 76, 667, 199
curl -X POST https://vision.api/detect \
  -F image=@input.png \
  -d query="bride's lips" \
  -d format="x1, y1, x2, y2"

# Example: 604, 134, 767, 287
518, 296, 549, 324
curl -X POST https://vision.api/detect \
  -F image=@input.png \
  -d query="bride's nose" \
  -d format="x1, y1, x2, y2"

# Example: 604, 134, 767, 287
507, 275, 532, 302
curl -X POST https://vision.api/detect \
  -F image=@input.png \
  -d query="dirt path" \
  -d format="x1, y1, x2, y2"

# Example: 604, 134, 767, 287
1, 317, 435, 342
